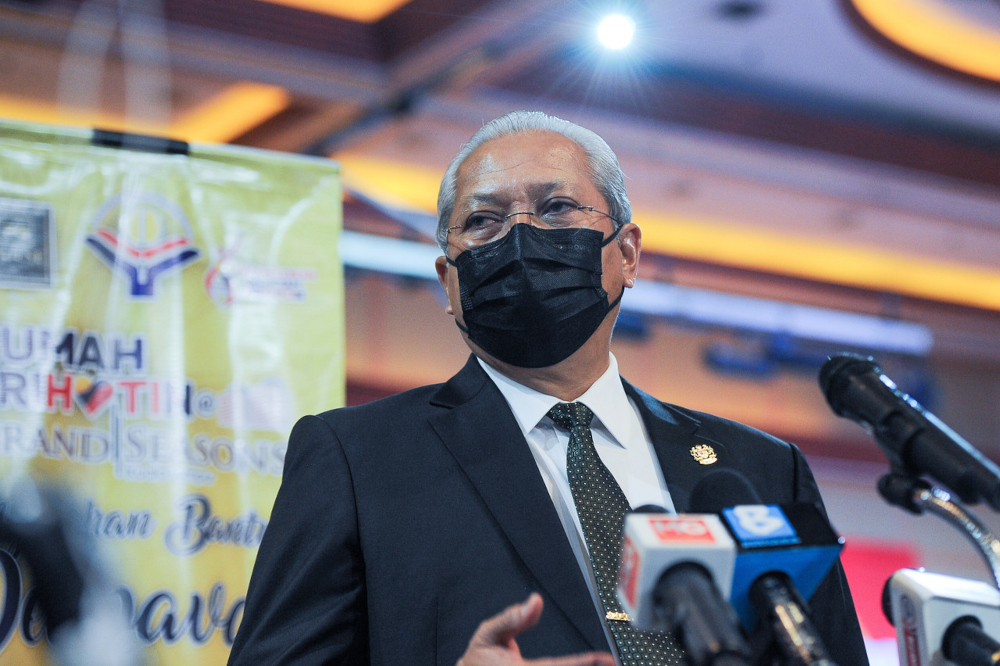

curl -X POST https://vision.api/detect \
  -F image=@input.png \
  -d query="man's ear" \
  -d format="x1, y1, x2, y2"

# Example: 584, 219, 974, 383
618, 223, 641, 286
435, 255, 454, 315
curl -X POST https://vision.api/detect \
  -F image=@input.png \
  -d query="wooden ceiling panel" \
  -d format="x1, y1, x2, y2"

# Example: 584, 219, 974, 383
375, 0, 495, 61
0, 30, 288, 142
49, 0, 496, 64
160, 0, 382, 59
0, 34, 213, 120
498, 56, 1000, 190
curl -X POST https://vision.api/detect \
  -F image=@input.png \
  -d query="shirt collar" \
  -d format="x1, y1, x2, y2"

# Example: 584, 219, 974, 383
478, 354, 634, 449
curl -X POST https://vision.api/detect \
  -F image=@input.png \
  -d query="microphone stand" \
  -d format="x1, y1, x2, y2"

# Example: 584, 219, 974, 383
878, 472, 1000, 591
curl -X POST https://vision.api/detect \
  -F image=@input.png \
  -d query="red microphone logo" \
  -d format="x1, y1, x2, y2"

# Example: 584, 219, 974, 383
650, 517, 716, 542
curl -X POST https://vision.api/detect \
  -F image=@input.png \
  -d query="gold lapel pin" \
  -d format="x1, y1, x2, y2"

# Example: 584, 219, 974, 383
690, 444, 718, 465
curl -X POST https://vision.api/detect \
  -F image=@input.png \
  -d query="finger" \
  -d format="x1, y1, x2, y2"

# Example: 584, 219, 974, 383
531, 652, 617, 666
474, 593, 544, 646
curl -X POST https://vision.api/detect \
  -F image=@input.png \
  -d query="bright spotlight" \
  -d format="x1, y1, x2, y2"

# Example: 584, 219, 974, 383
597, 14, 635, 50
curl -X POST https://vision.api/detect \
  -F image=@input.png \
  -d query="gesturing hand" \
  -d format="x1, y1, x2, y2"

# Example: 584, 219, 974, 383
456, 593, 616, 666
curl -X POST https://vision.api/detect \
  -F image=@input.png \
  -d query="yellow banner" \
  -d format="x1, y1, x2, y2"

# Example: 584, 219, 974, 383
0, 120, 343, 664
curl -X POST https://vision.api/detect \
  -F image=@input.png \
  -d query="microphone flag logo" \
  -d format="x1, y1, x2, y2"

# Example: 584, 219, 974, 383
650, 517, 716, 542
723, 505, 800, 548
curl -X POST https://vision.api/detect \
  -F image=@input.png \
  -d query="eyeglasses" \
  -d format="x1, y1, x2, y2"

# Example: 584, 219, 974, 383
446, 198, 620, 251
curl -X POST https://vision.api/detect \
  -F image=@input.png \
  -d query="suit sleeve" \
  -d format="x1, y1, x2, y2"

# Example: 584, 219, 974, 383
228, 414, 368, 665
790, 444, 870, 666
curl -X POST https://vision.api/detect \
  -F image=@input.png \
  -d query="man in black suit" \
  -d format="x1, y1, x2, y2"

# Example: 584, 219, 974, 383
229, 111, 868, 665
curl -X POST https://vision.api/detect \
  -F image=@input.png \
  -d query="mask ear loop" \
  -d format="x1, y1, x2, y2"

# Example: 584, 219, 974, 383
608, 286, 625, 311
600, 223, 623, 247
603, 223, 627, 312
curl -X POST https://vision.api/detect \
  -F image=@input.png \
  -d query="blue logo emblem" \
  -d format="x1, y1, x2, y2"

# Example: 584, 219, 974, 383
723, 505, 799, 548
86, 192, 201, 298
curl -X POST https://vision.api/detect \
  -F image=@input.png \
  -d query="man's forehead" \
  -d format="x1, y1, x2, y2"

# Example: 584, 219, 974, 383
455, 133, 591, 197
459, 180, 577, 206
457, 131, 585, 174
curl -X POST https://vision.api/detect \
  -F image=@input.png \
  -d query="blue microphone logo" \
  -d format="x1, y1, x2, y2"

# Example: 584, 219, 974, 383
723, 505, 800, 548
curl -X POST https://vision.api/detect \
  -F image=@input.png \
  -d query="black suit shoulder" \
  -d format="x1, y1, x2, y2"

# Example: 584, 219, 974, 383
229, 409, 369, 665
320, 382, 445, 419
314, 383, 446, 437
664, 402, 791, 450
628, 386, 810, 506
230, 382, 469, 666
672, 404, 813, 499
309, 383, 463, 487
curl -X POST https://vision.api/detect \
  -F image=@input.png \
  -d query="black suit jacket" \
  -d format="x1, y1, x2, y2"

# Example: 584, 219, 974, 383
229, 356, 869, 665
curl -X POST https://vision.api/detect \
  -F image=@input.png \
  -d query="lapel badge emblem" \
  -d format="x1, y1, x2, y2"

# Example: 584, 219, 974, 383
690, 444, 718, 465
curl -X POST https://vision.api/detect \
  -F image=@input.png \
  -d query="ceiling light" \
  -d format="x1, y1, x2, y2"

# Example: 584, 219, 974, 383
597, 14, 635, 50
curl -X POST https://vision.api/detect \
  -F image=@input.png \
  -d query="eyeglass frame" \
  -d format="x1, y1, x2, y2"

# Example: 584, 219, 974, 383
445, 203, 622, 252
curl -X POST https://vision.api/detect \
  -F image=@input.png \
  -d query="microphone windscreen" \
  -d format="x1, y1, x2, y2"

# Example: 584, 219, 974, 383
818, 352, 880, 416
689, 469, 762, 513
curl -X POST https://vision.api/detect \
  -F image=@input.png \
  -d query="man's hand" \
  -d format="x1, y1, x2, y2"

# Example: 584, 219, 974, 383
456, 593, 616, 666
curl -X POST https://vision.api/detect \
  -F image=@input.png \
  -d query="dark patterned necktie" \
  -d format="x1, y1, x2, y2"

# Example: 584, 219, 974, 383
548, 402, 682, 666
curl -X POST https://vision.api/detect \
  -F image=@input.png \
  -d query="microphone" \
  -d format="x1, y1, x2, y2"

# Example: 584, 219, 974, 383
689, 469, 842, 666
0, 478, 141, 666
819, 353, 1000, 510
884, 568, 1000, 666
617, 507, 751, 665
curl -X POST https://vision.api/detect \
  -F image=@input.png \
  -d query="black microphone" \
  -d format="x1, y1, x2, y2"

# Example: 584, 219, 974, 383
652, 564, 750, 666
0, 479, 140, 666
689, 469, 840, 666
945, 618, 1000, 666
0, 481, 88, 636
689, 469, 757, 515
819, 353, 1000, 510
618, 506, 751, 665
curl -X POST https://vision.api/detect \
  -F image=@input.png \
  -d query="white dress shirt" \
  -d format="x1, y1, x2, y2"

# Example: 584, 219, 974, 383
478, 354, 675, 656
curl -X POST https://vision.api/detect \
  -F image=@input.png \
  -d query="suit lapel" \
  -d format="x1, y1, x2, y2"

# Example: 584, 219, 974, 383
429, 356, 607, 651
623, 380, 733, 513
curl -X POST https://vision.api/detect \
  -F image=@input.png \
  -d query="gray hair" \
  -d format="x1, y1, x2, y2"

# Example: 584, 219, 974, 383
435, 111, 632, 250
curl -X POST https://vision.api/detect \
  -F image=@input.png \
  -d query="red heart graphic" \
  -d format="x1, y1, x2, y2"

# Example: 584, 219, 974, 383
75, 379, 115, 418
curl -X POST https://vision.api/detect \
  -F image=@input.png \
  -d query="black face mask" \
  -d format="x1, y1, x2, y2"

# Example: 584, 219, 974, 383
447, 222, 624, 368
